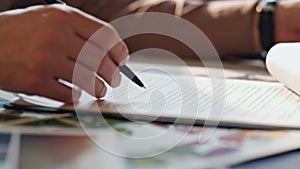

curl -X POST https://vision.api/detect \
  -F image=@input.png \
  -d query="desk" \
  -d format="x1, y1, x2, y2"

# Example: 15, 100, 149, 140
233, 150, 300, 169
131, 55, 300, 169
1, 55, 299, 169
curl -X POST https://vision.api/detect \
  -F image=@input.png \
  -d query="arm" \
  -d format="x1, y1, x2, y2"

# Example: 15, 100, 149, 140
1, 0, 261, 58
275, 0, 300, 43
64, 0, 300, 59
63, 0, 260, 59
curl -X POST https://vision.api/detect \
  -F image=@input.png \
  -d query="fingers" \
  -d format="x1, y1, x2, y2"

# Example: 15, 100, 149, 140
109, 41, 129, 65
67, 36, 124, 87
73, 63, 107, 98
37, 5, 129, 66
41, 5, 128, 86
98, 55, 122, 87
70, 33, 129, 66
37, 79, 81, 103
67, 9, 129, 65
57, 59, 107, 98
55, 55, 121, 93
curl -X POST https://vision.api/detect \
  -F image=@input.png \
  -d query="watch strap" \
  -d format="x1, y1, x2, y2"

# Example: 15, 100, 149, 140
256, 0, 277, 59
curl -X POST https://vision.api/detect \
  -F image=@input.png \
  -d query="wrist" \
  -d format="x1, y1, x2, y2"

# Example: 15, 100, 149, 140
273, 0, 296, 43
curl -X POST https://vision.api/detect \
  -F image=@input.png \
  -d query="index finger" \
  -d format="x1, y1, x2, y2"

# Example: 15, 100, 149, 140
69, 7, 128, 65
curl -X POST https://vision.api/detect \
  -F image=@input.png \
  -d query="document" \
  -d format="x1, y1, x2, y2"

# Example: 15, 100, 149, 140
99, 71, 300, 129
9, 68, 300, 129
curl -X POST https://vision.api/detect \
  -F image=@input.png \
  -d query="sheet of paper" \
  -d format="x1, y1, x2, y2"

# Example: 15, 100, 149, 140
71, 70, 300, 129
9, 68, 300, 129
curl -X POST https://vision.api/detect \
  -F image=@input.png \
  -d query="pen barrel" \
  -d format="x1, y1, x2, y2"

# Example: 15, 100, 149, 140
119, 65, 135, 80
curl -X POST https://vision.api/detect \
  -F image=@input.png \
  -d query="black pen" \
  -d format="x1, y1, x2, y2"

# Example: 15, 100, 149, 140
44, 0, 146, 89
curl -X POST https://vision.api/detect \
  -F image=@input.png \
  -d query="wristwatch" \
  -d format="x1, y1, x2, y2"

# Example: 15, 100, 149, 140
256, 0, 278, 60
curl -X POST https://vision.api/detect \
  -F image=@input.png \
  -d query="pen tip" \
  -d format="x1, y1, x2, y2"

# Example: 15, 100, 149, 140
143, 86, 146, 89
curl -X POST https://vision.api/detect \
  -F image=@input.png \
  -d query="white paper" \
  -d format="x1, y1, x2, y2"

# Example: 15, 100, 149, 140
267, 42, 300, 96
12, 69, 300, 129
71, 71, 300, 129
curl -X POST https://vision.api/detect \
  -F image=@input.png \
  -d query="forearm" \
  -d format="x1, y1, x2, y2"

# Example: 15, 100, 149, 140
6, 0, 263, 59
183, 0, 261, 58
127, 1, 262, 59
133, 0, 262, 58
66, 0, 262, 59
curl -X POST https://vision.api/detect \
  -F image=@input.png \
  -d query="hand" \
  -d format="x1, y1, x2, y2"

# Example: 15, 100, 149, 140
275, 0, 300, 43
0, 4, 129, 102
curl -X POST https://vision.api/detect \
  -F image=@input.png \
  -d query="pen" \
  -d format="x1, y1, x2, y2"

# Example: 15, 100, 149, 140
44, 0, 146, 89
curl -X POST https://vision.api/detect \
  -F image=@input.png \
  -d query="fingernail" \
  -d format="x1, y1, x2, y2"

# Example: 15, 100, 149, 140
99, 87, 107, 97
112, 73, 122, 87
